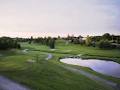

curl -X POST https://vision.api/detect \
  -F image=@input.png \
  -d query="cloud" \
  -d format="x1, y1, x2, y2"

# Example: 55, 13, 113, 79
0, 0, 120, 37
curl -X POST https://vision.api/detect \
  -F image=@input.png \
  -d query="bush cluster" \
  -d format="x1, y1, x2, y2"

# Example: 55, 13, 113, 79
0, 37, 21, 50
98, 40, 116, 49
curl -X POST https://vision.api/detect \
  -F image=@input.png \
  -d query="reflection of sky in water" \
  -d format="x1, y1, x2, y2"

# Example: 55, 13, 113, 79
60, 58, 120, 78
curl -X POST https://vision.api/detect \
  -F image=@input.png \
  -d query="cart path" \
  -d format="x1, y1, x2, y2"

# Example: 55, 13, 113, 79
0, 76, 30, 90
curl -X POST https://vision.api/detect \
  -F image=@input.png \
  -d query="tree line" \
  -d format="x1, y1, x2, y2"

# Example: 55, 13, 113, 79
11, 36, 56, 49
86, 33, 120, 49
65, 33, 120, 49
0, 37, 21, 50
27, 36, 56, 49
0, 33, 119, 50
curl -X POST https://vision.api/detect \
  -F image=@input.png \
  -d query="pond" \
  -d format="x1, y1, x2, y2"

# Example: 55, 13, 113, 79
60, 58, 120, 78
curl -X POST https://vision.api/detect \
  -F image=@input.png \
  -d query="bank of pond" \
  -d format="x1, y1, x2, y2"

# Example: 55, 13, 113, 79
60, 57, 120, 78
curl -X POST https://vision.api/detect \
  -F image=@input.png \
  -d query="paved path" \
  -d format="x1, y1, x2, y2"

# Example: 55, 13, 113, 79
45, 53, 53, 60
61, 65, 120, 90
0, 76, 30, 90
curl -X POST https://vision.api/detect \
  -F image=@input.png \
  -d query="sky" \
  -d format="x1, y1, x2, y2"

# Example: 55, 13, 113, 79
0, 0, 120, 37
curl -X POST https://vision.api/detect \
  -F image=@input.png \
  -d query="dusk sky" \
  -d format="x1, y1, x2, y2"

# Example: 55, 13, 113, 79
0, 0, 120, 37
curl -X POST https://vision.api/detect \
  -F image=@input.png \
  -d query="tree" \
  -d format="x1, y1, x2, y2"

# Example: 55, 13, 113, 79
29, 36, 33, 44
49, 38, 55, 49
102, 33, 111, 40
85, 35, 92, 46
67, 34, 70, 40
58, 36, 61, 39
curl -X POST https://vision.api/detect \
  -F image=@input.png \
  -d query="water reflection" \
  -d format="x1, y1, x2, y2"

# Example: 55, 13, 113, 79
60, 58, 120, 78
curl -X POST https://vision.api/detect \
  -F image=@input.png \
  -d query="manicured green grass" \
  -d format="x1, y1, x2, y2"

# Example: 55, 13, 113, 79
21, 41, 120, 84
0, 40, 120, 90
0, 50, 109, 90
21, 40, 120, 63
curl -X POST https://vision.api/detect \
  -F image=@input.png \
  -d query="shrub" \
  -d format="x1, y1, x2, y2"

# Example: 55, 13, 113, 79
98, 40, 113, 49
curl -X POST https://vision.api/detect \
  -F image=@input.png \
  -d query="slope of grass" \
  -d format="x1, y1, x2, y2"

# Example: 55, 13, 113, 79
0, 40, 120, 90
21, 40, 120, 63
21, 41, 120, 84
0, 50, 110, 90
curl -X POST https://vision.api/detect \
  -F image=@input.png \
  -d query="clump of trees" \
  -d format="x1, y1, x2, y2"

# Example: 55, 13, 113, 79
64, 33, 120, 49
15, 36, 56, 49
96, 33, 120, 49
97, 40, 118, 49
97, 40, 111, 49
0, 37, 21, 50
65, 35, 85, 45
92, 33, 120, 49
33, 37, 56, 49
